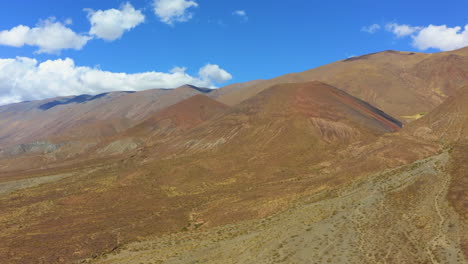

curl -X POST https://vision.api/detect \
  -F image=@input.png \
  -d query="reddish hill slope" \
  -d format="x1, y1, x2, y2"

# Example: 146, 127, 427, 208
125, 94, 229, 138
93, 95, 229, 156
215, 47, 468, 121
173, 81, 402, 154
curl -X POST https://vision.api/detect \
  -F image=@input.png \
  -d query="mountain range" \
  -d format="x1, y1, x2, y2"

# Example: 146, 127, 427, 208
0, 47, 467, 264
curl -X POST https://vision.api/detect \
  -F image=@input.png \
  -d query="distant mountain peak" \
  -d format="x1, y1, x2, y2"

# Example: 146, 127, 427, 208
35, 85, 213, 111
38, 91, 136, 111
176, 84, 213, 93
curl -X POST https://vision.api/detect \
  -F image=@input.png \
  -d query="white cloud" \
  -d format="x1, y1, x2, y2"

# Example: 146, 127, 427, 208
0, 94, 21, 106
170, 66, 188, 73
0, 18, 91, 54
153, 0, 198, 25
384, 22, 468, 51
412, 25, 468, 51
0, 57, 232, 105
385, 23, 420, 37
86, 2, 145, 41
361, 24, 380, 34
199, 64, 233, 84
233, 10, 248, 22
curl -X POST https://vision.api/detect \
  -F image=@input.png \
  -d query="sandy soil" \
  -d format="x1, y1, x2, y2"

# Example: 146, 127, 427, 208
88, 151, 466, 264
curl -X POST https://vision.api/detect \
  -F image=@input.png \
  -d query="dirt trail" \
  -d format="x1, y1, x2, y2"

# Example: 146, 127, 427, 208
426, 159, 460, 264
88, 151, 466, 264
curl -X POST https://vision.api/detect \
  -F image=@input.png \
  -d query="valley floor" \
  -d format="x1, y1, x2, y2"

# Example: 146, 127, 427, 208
88, 151, 466, 264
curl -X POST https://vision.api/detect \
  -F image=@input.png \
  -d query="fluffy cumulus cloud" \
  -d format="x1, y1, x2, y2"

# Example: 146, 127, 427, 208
385, 23, 420, 37
412, 25, 468, 51
385, 22, 468, 51
0, 57, 232, 105
233, 10, 248, 22
153, 0, 198, 25
361, 24, 381, 34
0, 18, 91, 54
199, 64, 233, 83
86, 2, 145, 41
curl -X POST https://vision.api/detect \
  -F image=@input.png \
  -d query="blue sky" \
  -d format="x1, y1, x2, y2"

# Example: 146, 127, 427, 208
0, 0, 467, 104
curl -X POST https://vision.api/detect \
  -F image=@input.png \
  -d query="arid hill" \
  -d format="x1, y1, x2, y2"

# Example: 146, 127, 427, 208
124, 94, 228, 138
0, 84, 211, 147
85, 82, 468, 264
94, 94, 229, 157
0, 85, 214, 172
0, 80, 440, 264
0, 48, 466, 264
159, 81, 402, 156
215, 47, 468, 121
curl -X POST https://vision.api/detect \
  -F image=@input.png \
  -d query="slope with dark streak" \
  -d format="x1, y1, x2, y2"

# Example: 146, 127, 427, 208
215, 47, 468, 121
172, 81, 403, 154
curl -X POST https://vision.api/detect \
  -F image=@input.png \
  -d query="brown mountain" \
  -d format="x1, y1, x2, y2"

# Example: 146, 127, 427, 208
168, 81, 402, 154
125, 94, 228, 138
0, 85, 214, 173
215, 47, 468, 122
95, 94, 229, 156
0, 81, 418, 264
83, 81, 467, 264
0, 85, 212, 147
0, 49, 466, 264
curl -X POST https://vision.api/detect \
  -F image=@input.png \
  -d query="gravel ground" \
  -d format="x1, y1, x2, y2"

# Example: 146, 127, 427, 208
89, 151, 466, 264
